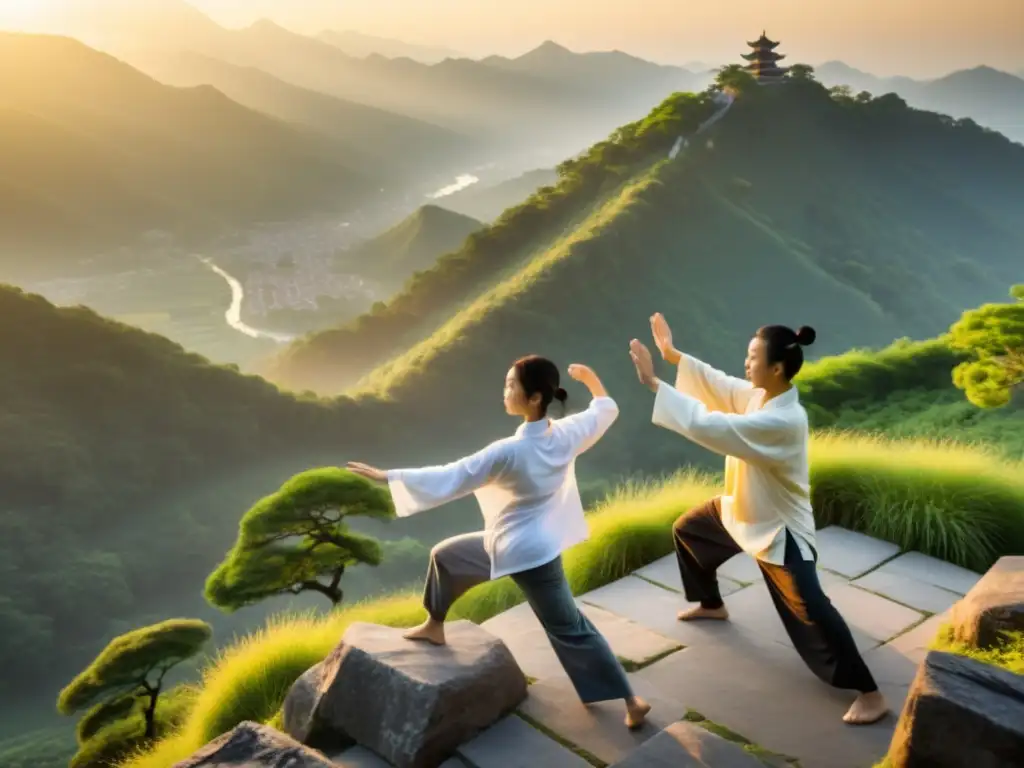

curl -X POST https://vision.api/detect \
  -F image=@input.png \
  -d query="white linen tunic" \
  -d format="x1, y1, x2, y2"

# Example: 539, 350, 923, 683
387, 397, 620, 579
651, 353, 816, 565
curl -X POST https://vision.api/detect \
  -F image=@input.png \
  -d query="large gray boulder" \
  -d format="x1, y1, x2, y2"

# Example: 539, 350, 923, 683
174, 721, 335, 767
887, 650, 1024, 767
950, 556, 1024, 649
608, 721, 767, 767
282, 620, 528, 768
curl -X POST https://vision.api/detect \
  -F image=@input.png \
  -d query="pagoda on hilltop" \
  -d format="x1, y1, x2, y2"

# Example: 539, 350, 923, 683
742, 31, 790, 84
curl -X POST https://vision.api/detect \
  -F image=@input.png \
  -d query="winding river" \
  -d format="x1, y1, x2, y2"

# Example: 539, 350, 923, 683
429, 173, 480, 199
201, 171, 482, 342
197, 257, 296, 343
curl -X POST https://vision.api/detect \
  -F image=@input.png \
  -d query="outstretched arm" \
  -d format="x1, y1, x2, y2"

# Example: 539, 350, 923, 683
650, 312, 755, 413
649, 381, 799, 465
630, 338, 797, 465
553, 364, 620, 455
346, 441, 512, 518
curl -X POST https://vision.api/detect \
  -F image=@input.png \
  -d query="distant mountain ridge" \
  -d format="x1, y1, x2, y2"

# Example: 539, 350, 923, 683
0, 32, 378, 271
317, 29, 462, 63
815, 60, 1024, 142
338, 205, 483, 290
49, 2, 710, 159
127, 50, 477, 183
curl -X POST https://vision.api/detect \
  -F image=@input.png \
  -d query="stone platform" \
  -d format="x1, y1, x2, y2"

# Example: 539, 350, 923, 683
320, 526, 982, 767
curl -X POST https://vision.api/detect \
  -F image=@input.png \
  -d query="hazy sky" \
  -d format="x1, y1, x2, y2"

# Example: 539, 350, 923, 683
2, 0, 1022, 78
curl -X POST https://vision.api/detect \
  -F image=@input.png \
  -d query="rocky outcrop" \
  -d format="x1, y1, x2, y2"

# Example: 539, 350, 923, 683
887, 650, 1024, 767
173, 721, 335, 767
608, 721, 767, 767
950, 555, 1024, 649
282, 620, 528, 768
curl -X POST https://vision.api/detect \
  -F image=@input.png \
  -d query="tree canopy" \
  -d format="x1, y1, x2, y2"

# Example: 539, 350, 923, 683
949, 284, 1024, 408
56, 617, 211, 767
205, 468, 393, 611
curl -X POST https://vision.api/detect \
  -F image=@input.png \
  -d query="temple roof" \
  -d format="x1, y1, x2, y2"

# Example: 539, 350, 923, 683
747, 30, 780, 48
745, 62, 790, 75
741, 51, 785, 62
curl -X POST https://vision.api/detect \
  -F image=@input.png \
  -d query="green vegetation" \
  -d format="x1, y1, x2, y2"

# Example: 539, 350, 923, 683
337, 204, 483, 291
949, 284, 1024, 408
118, 434, 1024, 766
441, 168, 560, 222
931, 625, 1024, 675
797, 335, 1024, 459
266, 89, 724, 393
0, 284, 364, 701
0, 32, 378, 269
205, 469, 392, 611
0, 727, 77, 768
57, 620, 211, 767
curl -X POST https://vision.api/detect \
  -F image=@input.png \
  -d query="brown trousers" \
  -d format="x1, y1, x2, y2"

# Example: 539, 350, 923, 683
673, 499, 878, 693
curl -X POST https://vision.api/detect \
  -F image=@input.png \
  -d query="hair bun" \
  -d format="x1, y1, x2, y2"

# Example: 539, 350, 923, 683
554, 387, 568, 402
795, 326, 817, 346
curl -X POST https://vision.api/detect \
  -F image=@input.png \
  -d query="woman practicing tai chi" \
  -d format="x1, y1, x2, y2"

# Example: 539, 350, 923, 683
346, 356, 651, 729
626, 315, 889, 726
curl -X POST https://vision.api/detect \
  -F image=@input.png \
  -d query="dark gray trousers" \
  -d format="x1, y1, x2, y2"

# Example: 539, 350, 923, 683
423, 532, 634, 704
673, 499, 879, 694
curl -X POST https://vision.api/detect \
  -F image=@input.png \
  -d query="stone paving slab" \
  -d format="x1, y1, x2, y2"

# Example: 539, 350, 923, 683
869, 551, 982, 595
517, 673, 692, 765
853, 568, 962, 614
815, 526, 901, 579
635, 554, 746, 596
720, 578, 883, 653
717, 553, 767, 584
863, 611, 951, 689
579, 575, 776, 650
480, 599, 682, 681
331, 745, 466, 767
456, 714, 593, 768
826, 583, 924, 644
608, 720, 767, 767
633, 630, 903, 768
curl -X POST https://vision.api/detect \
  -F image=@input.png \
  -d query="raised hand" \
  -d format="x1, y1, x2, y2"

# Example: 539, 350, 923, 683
650, 313, 681, 364
629, 339, 659, 392
345, 462, 387, 482
567, 363, 608, 398
567, 363, 596, 383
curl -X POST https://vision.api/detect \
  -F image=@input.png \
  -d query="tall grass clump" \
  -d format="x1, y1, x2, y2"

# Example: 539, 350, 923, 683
120, 470, 718, 767
809, 432, 1024, 571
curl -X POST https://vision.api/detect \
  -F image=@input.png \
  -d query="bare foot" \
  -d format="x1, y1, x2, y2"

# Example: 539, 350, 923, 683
677, 604, 729, 622
843, 691, 889, 725
625, 697, 651, 730
402, 619, 446, 646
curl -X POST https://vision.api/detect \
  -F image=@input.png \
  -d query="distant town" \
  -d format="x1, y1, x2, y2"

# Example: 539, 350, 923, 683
213, 220, 380, 321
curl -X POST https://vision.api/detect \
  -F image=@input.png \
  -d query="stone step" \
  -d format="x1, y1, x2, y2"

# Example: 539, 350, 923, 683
607, 721, 770, 767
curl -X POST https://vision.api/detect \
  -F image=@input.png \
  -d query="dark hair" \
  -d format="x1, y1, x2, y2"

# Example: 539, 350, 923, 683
513, 355, 567, 417
755, 325, 816, 380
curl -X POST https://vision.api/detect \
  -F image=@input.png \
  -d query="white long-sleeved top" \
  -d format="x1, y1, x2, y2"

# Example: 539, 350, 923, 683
387, 397, 620, 579
651, 354, 816, 565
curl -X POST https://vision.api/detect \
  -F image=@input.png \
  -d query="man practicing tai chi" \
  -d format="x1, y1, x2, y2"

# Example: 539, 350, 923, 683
626, 313, 889, 725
